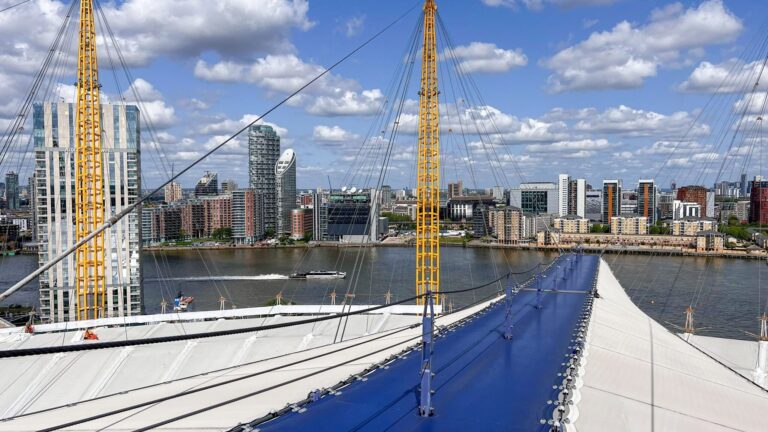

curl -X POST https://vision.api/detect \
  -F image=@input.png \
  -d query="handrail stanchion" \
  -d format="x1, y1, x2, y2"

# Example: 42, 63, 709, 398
419, 289, 435, 417
504, 275, 515, 340
536, 265, 543, 310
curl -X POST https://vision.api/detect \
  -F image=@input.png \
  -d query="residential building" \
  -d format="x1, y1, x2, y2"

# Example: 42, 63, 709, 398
585, 189, 602, 221
164, 181, 182, 203
181, 200, 205, 238
33, 102, 142, 322
676, 186, 707, 212
741, 173, 749, 197
673, 200, 701, 220
736, 200, 751, 223
202, 195, 232, 237
696, 231, 724, 252
380, 185, 393, 206
658, 192, 675, 220
472, 204, 491, 237
312, 192, 328, 241
489, 206, 523, 243
637, 179, 657, 224
448, 181, 463, 199
610, 216, 648, 235
447, 196, 496, 220
568, 178, 586, 218
522, 213, 553, 238
195, 171, 218, 197
602, 180, 622, 223
558, 174, 569, 216
553, 216, 589, 234
750, 180, 768, 224
231, 189, 264, 245
5, 171, 19, 210
248, 124, 281, 232
275, 149, 297, 234
510, 182, 558, 214
490, 186, 505, 203
672, 218, 717, 236
291, 208, 313, 240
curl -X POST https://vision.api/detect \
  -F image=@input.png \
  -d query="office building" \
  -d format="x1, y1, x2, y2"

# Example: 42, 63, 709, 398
195, 171, 218, 197
637, 179, 657, 224
248, 124, 281, 232
326, 191, 372, 242
610, 216, 648, 235
602, 180, 622, 223
33, 102, 142, 322
380, 185, 393, 206
750, 180, 768, 225
164, 181, 182, 203
553, 216, 589, 234
221, 179, 238, 194
231, 189, 264, 244
447, 196, 496, 220
510, 182, 558, 214
291, 208, 313, 240
276, 149, 297, 234
740, 173, 749, 197
4, 171, 19, 210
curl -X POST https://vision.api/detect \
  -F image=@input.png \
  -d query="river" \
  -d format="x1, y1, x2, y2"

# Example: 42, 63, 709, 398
1, 247, 765, 339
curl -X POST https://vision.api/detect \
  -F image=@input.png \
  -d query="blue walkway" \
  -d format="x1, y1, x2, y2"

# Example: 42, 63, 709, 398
256, 254, 599, 432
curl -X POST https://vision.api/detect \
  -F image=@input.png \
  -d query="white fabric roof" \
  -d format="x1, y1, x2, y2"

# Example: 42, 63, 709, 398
572, 260, 768, 432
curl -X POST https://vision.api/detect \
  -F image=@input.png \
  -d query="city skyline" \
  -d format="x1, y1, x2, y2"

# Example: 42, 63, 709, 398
2, 1, 768, 191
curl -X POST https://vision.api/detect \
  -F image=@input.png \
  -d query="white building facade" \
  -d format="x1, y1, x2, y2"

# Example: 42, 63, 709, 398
33, 102, 142, 322
275, 149, 297, 234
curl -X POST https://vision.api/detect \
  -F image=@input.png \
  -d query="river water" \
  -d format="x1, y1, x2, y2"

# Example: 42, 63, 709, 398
1, 247, 765, 339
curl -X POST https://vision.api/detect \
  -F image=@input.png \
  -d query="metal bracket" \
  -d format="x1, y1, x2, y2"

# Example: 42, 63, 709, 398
504, 276, 515, 340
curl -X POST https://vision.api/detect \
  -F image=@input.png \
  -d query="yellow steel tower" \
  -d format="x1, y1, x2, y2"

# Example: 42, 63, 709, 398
74, 0, 106, 320
416, 0, 440, 305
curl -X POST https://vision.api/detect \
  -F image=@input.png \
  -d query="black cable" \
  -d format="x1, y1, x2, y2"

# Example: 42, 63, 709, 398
0, 0, 30, 14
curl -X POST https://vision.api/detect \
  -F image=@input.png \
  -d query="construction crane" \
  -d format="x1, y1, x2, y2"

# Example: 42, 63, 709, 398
74, 0, 106, 320
415, 0, 440, 305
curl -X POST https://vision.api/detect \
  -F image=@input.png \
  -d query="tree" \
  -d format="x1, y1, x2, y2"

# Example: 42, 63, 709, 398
302, 232, 312, 243
212, 227, 232, 240
264, 228, 276, 238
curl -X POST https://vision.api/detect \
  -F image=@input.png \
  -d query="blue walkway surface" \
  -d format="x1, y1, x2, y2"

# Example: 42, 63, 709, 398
256, 254, 599, 432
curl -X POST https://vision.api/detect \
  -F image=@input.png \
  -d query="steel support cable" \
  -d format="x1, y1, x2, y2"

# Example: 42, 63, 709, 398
0, 0, 77, 171
0, 0, 30, 13
0, 1, 422, 303
30, 259, 552, 432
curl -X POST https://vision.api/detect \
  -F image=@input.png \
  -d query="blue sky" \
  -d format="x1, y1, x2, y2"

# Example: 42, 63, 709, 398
2, 0, 768, 191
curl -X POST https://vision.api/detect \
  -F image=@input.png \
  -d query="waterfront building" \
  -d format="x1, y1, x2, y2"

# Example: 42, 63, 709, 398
447, 196, 496, 220
248, 125, 281, 233
164, 181, 182, 203
291, 208, 313, 240
326, 191, 370, 242
750, 180, 768, 224
392, 200, 417, 221
676, 186, 707, 213
195, 171, 218, 197
741, 173, 749, 197
4, 171, 19, 210
658, 192, 675, 220
275, 149, 297, 234
221, 179, 238, 194
312, 192, 328, 242
636, 179, 657, 225
510, 182, 558, 214
448, 181, 463, 199
472, 204, 491, 237
558, 174, 569, 216
568, 178, 586, 218
181, 200, 205, 238
202, 195, 232, 237
28, 175, 36, 238
489, 206, 523, 243
231, 189, 264, 245
522, 213, 552, 238
602, 180, 622, 223
33, 102, 142, 322
672, 218, 717, 236
585, 189, 602, 221
673, 200, 701, 220
610, 216, 647, 235
553, 216, 589, 234
696, 231, 725, 252
379, 185, 393, 206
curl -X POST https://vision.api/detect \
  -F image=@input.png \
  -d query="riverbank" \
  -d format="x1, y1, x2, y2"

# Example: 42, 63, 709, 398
142, 238, 767, 260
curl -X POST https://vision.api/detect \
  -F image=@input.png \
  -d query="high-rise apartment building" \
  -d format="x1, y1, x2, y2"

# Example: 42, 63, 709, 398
4, 171, 19, 210
291, 208, 313, 240
740, 173, 748, 197
275, 149, 297, 234
195, 171, 218, 197
221, 179, 238, 194
489, 206, 523, 244
749, 180, 768, 225
448, 181, 463, 199
585, 189, 602, 221
231, 189, 264, 244
249, 125, 281, 233
602, 180, 622, 223
164, 181, 182, 203
676, 186, 707, 212
557, 174, 569, 216
33, 102, 142, 322
201, 195, 232, 237
557, 174, 586, 217
637, 179, 657, 224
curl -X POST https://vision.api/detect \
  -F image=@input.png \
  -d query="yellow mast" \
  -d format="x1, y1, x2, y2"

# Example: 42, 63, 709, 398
74, 0, 106, 320
416, 0, 440, 305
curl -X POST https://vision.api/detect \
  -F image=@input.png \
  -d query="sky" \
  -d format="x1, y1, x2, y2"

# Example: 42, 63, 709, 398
2, 0, 768, 191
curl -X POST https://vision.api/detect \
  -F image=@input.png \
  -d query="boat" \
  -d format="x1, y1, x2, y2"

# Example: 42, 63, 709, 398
289, 270, 346, 280
173, 291, 194, 312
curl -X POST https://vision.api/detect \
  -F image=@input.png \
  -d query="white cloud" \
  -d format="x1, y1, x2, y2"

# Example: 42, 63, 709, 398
306, 90, 384, 117
443, 42, 527, 74
122, 79, 177, 129
526, 138, 614, 153
571, 105, 708, 137
679, 59, 768, 93
481, 0, 616, 9
542, 0, 742, 92
345, 15, 365, 37
312, 125, 359, 142
733, 92, 768, 115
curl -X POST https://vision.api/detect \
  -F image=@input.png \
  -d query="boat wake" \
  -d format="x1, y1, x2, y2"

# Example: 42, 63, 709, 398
147, 274, 289, 281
